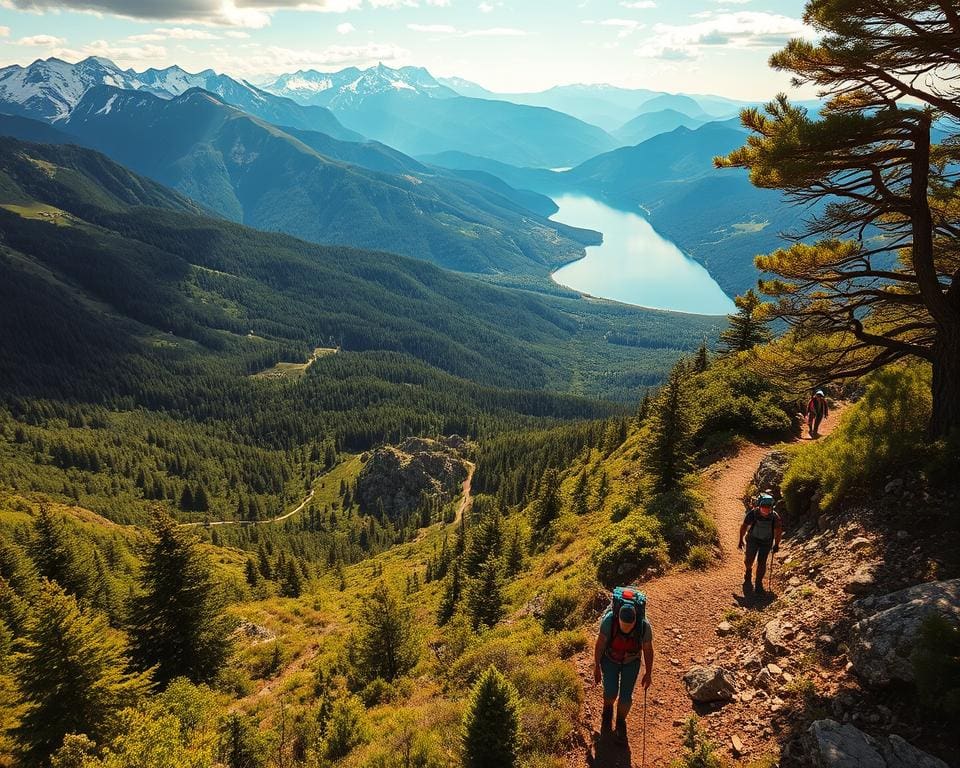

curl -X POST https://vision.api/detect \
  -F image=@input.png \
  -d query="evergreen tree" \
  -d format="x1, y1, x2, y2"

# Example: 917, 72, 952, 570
530, 468, 561, 543
353, 583, 419, 683
467, 558, 504, 631
693, 341, 710, 373
642, 361, 695, 494
257, 545, 272, 580
504, 527, 524, 577
461, 666, 520, 768
464, 512, 503, 578
129, 512, 232, 686
571, 470, 590, 517
30, 505, 90, 598
280, 559, 303, 598
636, 390, 651, 427
220, 713, 268, 768
13, 580, 149, 766
244, 557, 260, 588
717, 290, 771, 354
437, 560, 462, 626
0, 536, 38, 597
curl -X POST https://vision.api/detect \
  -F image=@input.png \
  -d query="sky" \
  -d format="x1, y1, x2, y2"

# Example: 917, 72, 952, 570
0, 0, 817, 98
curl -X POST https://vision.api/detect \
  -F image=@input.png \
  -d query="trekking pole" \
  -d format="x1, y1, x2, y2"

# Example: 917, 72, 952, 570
642, 687, 648, 768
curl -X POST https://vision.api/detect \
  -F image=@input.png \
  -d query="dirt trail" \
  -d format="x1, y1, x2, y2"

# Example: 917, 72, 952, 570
570, 414, 842, 768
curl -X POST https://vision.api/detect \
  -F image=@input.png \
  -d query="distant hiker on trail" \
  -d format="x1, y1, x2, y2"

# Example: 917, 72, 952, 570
738, 493, 782, 595
806, 390, 829, 437
593, 587, 653, 742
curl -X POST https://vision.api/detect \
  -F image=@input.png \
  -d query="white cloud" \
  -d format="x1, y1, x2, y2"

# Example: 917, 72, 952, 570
336, 21, 355, 33
461, 27, 525, 36
408, 23, 456, 33
216, 41, 408, 74
478, 1, 493, 11
620, 1, 655, 7
635, 11, 810, 60
50, 39, 168, 63
0, 27, 10, 37
17, 34, 66, 45
224, 30, 249, 37
0, 0, 361, 28
128, 27, 220, 41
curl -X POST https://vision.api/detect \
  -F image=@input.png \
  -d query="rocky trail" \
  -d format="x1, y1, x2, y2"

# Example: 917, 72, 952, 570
570, 416, 842, 768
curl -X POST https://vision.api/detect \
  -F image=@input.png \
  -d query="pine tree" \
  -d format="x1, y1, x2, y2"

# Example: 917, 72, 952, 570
504, 527, 524, 577
461, 666, 520, 768
636, 390, 651, 427
464, 512, 503, 578
30, 505, 90, 598
280, 559, 303, 598
220, 713, 267, 768
530, 468, 561, 542
129, 512, 232, 685
717, 290, 771, 354
13, 581, 150, 766
245, 557, 260, 588
257, 545, 272, 580
437, 560, 462, 626
643, 361, 695, 494
353, 582, 419, 683
571, 470, 590, 517
693, 341, 710, 373
467, 558, 504, 631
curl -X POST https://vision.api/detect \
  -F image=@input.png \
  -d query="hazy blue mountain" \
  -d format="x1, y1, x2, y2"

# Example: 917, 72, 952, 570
417, 150, 566, 194
614, 108, 706, 145
59, 86, 595, 275
0, 113, 74, 144
633, 93, 708, 119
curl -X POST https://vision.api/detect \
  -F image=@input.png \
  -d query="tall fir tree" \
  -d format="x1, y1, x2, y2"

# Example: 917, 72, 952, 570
437, 560, 462, 626
461, 666, 520, 768
13, 580, 150, 767
643, 360, 695, 494
467, 558, 504, 631
129, 512, 232, 686
29, 505, 91, 598
353, 582, 419, 683
571, 470, 590, 517
717, 290, 771, 354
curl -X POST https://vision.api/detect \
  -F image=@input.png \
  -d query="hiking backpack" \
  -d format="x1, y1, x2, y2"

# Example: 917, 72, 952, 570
606, 586, 647, 654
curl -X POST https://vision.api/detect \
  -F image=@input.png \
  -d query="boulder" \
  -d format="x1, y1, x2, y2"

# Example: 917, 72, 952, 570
683, 665, 737, 703
806, 720, 947, 768
716, 620, 733, 636
849, 578, 960, 687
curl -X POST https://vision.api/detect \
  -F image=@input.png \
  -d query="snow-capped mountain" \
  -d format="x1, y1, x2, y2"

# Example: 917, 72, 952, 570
0, 56, 151, 121
261, 64, 458, 109
0, 57, 360, 141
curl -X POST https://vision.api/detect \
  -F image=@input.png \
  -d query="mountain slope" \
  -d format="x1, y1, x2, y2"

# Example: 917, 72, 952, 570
613, 108, 705, 145
55, 87, 594, 275
0, 139, 720, 402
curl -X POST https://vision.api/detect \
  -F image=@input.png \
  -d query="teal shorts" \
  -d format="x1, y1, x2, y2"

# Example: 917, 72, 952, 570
601, 656, 641, 708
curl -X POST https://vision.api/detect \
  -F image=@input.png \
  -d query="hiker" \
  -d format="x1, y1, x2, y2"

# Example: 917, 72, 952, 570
738, 492, 782, 595
806, 389, 829, 437
593, 587, 654, 741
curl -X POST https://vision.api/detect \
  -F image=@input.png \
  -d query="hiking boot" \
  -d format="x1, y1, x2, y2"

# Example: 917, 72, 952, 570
755, 585, 766, 596
601, 706, 613, 734
743, 574, 753, 592
615, 717, 627, 742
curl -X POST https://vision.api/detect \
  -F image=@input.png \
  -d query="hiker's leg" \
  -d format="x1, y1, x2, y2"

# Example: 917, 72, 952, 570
814, 414, 823, 435
744, 539, 759, 581
600, 657, 619, 705
615, 660, 641, 721
755, 544, 771, 586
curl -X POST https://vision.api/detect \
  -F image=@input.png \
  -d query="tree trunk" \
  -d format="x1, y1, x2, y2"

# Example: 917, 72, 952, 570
930, 322, 960, 439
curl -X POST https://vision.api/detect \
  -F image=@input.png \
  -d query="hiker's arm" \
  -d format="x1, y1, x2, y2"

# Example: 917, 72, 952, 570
641, 642, 653, 688
738, 521, 749, 548
774, 517, 783, 549
593, 632, 607, 683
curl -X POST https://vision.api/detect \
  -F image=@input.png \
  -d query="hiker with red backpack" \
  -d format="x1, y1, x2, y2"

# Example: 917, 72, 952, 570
806, 389, 829, 437
738, 493, 782, 595
593, 587, 653, 741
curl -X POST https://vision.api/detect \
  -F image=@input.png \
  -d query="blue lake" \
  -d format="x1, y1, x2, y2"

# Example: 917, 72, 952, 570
550, 194, 735, 315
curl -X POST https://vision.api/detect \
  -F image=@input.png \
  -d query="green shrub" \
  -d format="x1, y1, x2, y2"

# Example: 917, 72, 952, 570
324, 696, 370, 760
553, 630, 588, 659
782, 365, 932, 513
686, 545, 713, 570
512, 660, 582, 711
360, 677, 395, 707
912, 613, 960, 723
646, 487, 717, 561
593, 512, 668, 586
692, 363, 794, 443
671, 716, 724, 768
448, 636, 526, 688
540, 589, 579, 633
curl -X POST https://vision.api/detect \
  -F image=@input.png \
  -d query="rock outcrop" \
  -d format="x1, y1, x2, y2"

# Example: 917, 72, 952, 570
807, 720, 948, 768
848, 578, 960, 686
683, 666, 737, 702
752, 450, 789, 497
355, 436, 469, 520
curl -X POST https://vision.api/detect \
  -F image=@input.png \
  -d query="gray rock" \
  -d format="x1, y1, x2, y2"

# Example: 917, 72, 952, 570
884, 478, 904, 494
849, 578, 960, 686
806, 720, 947, 768
849, 537, 872, 552
818, 514, 831, 532
844, 564, 876, 594
764, 618, 793, 655
683, 665, 737, 703
753, 451, 789, 497
716, 620, 733, 636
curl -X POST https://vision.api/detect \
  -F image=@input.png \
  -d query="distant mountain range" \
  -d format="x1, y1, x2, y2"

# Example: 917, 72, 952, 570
0, 56, 359, 141
1, 88, 593, 276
